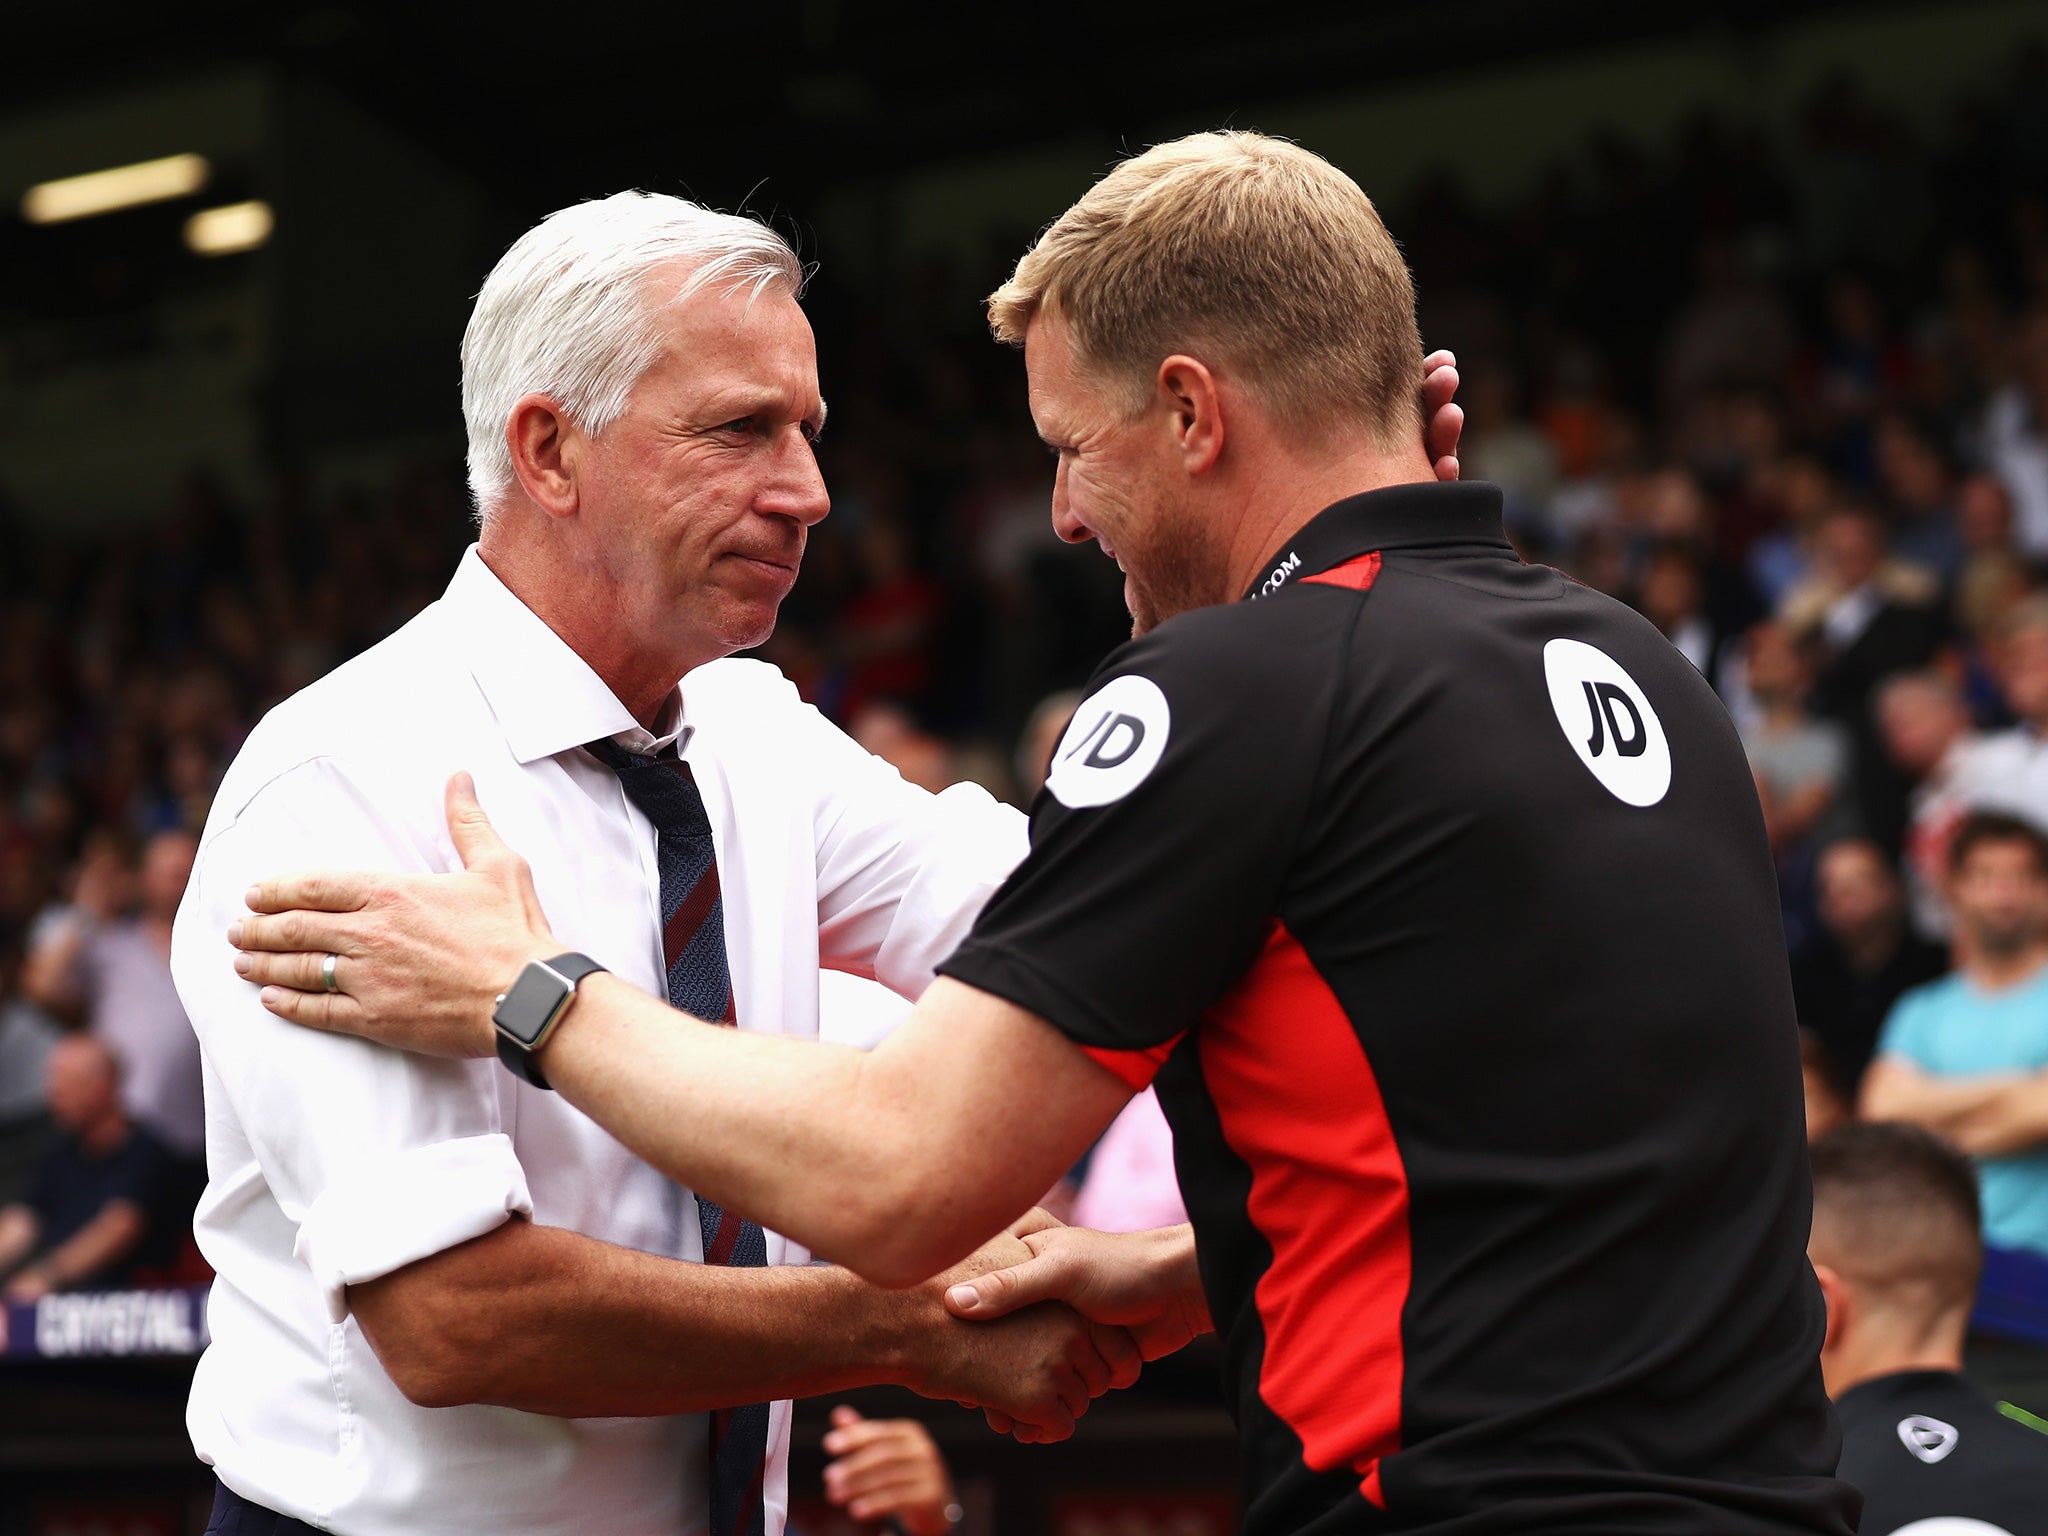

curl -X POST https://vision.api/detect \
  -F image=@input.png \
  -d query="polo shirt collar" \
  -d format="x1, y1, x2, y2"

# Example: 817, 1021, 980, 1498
446, 546, 688, 765
1243, 481, 1510, 601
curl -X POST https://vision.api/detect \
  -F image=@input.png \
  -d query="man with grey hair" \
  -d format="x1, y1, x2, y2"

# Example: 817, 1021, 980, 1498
172, 191, 1157, 1536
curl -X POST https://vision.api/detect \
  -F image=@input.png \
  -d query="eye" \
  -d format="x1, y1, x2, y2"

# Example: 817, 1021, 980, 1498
799, 420, 822, 445
718, 417, 755, 436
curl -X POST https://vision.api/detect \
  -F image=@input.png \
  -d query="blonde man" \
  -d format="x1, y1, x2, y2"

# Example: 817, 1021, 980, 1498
234, 133, 1851, 1534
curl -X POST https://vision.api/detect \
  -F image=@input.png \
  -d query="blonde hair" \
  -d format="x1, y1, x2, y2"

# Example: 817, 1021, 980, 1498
988, 131, 1423, 447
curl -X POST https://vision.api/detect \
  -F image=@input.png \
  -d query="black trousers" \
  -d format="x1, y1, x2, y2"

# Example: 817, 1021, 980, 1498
205, 1480, 322, 1536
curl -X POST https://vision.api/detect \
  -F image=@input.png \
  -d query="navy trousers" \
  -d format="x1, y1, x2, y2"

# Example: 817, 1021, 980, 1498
205, 1480, 322, 1536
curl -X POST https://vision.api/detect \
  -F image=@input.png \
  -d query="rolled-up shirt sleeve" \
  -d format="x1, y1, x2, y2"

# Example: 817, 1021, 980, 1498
173, 757, 533, 1322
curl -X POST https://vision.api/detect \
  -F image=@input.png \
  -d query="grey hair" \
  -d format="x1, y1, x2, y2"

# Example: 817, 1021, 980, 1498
461, 191, 805, 518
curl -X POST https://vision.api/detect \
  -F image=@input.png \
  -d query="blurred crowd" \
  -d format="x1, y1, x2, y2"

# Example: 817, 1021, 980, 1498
5, 49, 2048, 1326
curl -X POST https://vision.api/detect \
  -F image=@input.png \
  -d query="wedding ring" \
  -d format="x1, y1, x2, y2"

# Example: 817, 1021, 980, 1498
321, 953, 341, 994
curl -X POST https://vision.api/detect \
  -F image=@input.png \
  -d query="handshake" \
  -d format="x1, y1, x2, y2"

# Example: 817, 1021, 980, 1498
904, 1212, 1210, 1443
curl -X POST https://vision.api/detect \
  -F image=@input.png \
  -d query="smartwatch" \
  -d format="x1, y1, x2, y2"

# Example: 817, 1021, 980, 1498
492, 952, 607, 1090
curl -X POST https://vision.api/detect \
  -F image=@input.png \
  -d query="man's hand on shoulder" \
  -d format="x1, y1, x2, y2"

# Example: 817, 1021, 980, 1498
230, 772, 560, 1056
902, 1225, 1141, 1443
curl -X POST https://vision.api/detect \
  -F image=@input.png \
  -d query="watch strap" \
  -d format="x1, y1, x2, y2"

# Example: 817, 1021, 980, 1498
495, 952, 607, 1091
497, 1029, 554, 1090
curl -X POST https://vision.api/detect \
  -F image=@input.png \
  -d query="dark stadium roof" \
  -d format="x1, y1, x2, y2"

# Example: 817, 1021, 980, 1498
5, 0, 1925, 215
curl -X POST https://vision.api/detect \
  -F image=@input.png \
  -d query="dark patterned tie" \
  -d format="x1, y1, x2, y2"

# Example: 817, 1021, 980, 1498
589, 737, 770, 1536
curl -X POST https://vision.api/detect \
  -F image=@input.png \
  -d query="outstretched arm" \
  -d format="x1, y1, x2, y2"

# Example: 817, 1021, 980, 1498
231, 775, 1134, 1288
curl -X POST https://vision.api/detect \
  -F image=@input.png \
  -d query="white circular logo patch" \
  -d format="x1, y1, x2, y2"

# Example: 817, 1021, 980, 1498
1897, 1414, 1962, 1466
1047, 676, 1171, 809
1542, 638, 1671, 807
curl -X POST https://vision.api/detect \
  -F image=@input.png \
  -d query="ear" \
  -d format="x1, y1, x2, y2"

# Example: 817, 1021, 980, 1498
1155, 355, 1224, 476
1811, 1260, 1848, 1355
504, 393, 583, 521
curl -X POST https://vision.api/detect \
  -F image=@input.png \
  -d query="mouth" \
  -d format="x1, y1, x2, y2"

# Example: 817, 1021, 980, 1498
726, 549, 801, 577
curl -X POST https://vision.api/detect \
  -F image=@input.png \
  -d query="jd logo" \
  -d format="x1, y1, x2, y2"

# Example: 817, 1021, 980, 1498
1897, 1415, 1961, 1466
1067, 710, 1147, 770
1542, 639, 1671, 807
1581, 680, 1647, 758
1047, 675, 1172, 809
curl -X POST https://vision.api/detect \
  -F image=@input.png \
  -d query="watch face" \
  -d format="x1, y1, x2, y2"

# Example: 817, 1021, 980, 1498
494, 963, 572, 1047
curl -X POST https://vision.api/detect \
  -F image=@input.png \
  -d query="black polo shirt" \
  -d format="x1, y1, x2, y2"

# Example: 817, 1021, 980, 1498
1836, 1369, 2048, 1536
941, 483, 1854, 1535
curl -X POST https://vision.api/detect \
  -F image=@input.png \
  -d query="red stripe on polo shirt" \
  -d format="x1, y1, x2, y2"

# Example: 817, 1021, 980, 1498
1198, 921, 1410, 1510
1302, 551, 1383, 593
1080, 1033, 1186, 1092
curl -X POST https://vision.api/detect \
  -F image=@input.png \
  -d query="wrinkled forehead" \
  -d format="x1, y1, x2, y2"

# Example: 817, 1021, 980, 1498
644, 276, 823, 412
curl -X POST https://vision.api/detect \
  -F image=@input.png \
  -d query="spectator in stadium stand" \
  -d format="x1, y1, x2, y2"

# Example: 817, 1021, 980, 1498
1011, 689, 1083, 803
1635, 541, 1720, 676
1808, 1122, 2048, 1536
0, 939, 61, 1202
1875, 414, 1966, 587
1740, 621, 1853, 862
237, 132, 1858, 1536
1876, 669, 1991, 938
0, 1035, 173, 1300
1793, 839, 1946, 1102
1966, 597, 2048, 833
23, 829, 207, 1199
175, 190, 1466, 1536
1862, 813, 2048, 1264
1071, 1088, 1187, 1236
1785, 504, 1949, 849
1981, 308, 2048, 559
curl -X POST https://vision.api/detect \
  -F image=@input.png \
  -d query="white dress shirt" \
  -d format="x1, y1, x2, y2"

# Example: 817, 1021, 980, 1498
171, 548, 1026, 1536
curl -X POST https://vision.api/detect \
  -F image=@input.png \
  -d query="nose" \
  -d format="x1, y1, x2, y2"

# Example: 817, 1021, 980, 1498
764, 427, 832, 527
1050, 458, 1091, 545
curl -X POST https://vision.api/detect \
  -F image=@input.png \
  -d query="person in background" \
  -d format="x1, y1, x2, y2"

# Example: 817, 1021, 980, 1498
1786, 505, 1948, 846
0, 1034, 173, 1299
23, 829, 206, 1195
1982, 308, 2048, 559
1793, 839, 1946, 1103
820, 1407, 962, 1536
1800, 1033, 1850, 1142
1011, 690, 1082, 805
1862, 813, 2048, 1262
1808, 1121, 2048, 1536
1873, 413, 1964, 586
1636, 541, 1720, 676
0, 938, 61, 1202
1876, 669, 1989, 939
1968, 597, 2048, 834
1741, 620, 1854, 863
1071, 1088, 1186, 1237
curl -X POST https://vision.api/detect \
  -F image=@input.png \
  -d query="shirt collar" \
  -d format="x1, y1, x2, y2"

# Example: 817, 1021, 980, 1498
1242, 481, 1511, 601
446, 546, 689, 765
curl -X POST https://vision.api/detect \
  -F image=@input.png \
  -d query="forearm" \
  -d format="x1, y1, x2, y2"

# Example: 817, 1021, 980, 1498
22, 927, 87, 1016
352, 1217, 936, 1416
1947, 1077, 2048, 1157
39, 1203, 144, 1287
0, 1207, 40, 1273
538, 976, 938, 1270
1859, 1061, 2015, 1133
537, 975, 1097, 1284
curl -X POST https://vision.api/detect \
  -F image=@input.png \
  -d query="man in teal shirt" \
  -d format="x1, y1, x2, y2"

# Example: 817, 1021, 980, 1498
1864, 811, 2048, 1258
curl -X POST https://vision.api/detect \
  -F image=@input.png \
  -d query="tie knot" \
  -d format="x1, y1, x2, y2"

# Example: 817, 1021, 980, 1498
586, 735, 654, 775
588, 736, 713, 840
